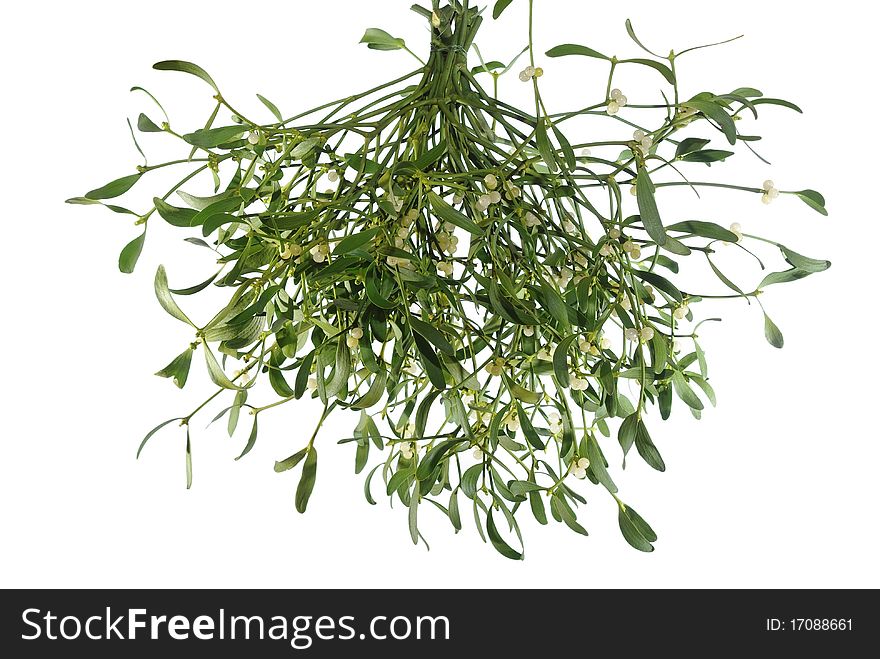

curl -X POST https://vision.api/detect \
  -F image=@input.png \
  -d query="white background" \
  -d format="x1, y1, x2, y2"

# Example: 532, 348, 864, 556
1, 0, 877, 589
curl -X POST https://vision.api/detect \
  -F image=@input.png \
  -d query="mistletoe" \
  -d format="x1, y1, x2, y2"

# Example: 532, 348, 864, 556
69, 0, 829, 558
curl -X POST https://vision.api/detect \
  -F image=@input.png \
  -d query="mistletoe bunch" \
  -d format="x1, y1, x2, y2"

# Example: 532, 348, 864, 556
70, 0, 829, 558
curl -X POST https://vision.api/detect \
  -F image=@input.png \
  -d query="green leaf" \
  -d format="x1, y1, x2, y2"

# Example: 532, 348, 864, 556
413, 333, 446, 390
291, 137, 322, 159
449, 489, 462, 532
752, 97, 802, 113
416, 439, 466, 481
618, 413, 638, 457
672, 371, 704, 411
228, 390, 247, 436
624, 18, 661, 57
545, 43, 610, 60
408, 480, 420, 544
137, 113, 163, 132
681, 149, 734, 163
325, 339, 352, 399
636, 166, 667, 245
360, 28, 406, 51
759, 268, 811, 288
153, 60, 219, 93
256, 93, 283, 122
666, 220, 739, 242
633, 270, 683, 303
794, 189, 828, 216
334, 227, 379, 256
538, 277, 570, 329
235, 416, 259, 461
683, 98, 737, 145
486, 508, 524, 560
153, 197, 198, 228
351, 370, 387, 410
552, 124, 577, 170
137, 417, 183, 459
635, 420, 665, 472
675, 138, 711, 158
182, 125, 247, 149
410, 316, 456, 356
85, 173, 142, 200
155, 346, 194, 389
618, 504, 656, 552
706, 255, 746, 295
516, 402, 545, 451
780, 246, 830, 273
535, 121, 558, 173
65, 197, 136, 214
118, 231, 146, 274
295, 448, 318, 513
185, 429, 193, 490
553, 335, 577, 388
202, 340, 243, 390
764, 312, 784, 349
274, 448, 308, 473
586, 436, 617, 493
621, 58, 675, 84
269, 366, 296, 399
427, 191, 483, 235
154, 265, 195, 326
492, 0, 515, 19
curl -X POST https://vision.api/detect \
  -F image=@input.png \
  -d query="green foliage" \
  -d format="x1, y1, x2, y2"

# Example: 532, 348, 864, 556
72, 0, 829, 558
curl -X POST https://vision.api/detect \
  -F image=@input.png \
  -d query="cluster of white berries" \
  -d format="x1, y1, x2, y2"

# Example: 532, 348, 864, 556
247, 131, 261, 145
553, 267, 574, 289
536, 346, 553, 361
400, 442, 415, 460
477, 190, 503, 212
570, 457, 590, 479
436, 222, 459, 255
673, 298, 691, 321
562, 216, 578, 234
729, 222, 743, 243
518, 65, 544, 82
436, 260, 454, 276
761, 179, 780, 205
569, 374, 588, 391
310, 242, 330, 263
279, 242, 303, 260
345, 326, 363, 349
578, 336, 601, 357
619, 296, 632, 312
505, 412, 521, 433
524, 211, 541, 228
548, 413, 563, 434
625, 326, 655, 343
607, 88, 628, 115
633, 129, 653, 154
394, 209, 419, 249
504, 180, 522, 200
621, 239, 642, 260
485, 357, 505, 377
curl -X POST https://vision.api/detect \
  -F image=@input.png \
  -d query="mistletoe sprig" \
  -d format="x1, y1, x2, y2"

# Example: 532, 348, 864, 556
69, 0, 829, 558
